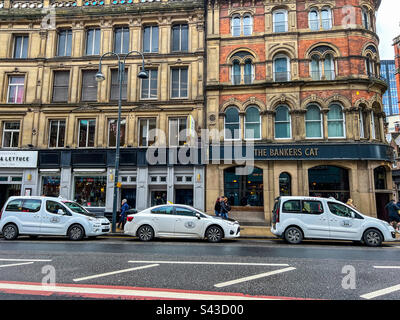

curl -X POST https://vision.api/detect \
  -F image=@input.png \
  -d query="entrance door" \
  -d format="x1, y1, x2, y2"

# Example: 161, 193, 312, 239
121, 187, 136, 209
0, 184, 21, 209
175, 188, 193, 206
376, 193, 390, 222
151, 190, 167, 206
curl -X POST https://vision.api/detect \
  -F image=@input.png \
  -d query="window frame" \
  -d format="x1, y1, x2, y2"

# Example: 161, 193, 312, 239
114, 26, 130, 54
56, 29, 72, 57
170, 67, 188, 99
143, 25, 159, 53
7, 75, 25, 104
224, 106, 241, 141
272, 9, 288, 33
171, 24, 189, 52
107, 118, 126, 148
327, 104, 346, 139
169, 117, 188, 147
77, 119, 96, 148
305, 104, 323, 139
244, 106, 261, 140
85, 27, 101, 56
2, 121, 20, 148
48, 119, 66, 148
138, 118, 157, 147
52, 70, 70, 103
13, 35, 29, 59
140, 69, 158, 100
274, 105, 292, 139
273, 54, 290, 82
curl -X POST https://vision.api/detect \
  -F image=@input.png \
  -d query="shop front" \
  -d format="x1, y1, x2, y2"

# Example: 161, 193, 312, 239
0, 150, 38, 208
206, 143, 394, 225
38, 148, 205, 215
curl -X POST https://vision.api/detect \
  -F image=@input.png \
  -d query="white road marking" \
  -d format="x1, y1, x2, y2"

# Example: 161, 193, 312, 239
0, 262, 34, 268
128, 260, 290, 267
214, 267, 296, 288
373, 266, 400, 269
361, 284, 400, 299
0, 259, 52, 262
73, 264, 159, 282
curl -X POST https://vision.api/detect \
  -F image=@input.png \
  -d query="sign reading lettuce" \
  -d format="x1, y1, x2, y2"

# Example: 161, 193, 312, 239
0, 151, 38, 168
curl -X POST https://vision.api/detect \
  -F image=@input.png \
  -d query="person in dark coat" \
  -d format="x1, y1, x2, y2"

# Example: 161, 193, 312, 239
220, 197, 231, 219
117, 199, 130, 229
214, 197, 221, 217
385, 199, 400, 231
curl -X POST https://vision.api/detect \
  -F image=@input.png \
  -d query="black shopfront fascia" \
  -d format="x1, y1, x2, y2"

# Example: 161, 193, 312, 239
38, 143, 394, 168
38, 147, 205, 169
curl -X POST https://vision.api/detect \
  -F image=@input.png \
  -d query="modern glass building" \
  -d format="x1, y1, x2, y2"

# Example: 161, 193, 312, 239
381, 60, 400, 116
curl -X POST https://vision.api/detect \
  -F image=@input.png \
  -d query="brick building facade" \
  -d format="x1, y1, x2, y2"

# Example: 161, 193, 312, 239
205, 0, 393, 225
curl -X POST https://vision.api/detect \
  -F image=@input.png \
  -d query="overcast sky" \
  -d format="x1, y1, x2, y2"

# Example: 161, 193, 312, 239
377, 0, 400, 60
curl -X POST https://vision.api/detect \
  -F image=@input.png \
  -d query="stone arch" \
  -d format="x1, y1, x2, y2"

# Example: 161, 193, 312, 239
301, 95, 327, 110
305, 42, 341, 59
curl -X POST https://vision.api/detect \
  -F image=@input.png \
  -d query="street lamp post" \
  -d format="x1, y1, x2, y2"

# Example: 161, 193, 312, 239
96, 51, 148, 233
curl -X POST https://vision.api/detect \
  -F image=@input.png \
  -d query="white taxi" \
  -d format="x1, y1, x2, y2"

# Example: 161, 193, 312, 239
124, 204, 240, 242
271, 196, 396, 247
0, 196, 111, 240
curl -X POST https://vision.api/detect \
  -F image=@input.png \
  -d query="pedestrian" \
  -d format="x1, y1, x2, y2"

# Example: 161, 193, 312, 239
220, 197, 231, 219
346, 198, 357, 209
214, 197, 221, 217
117, 199, 130, 230
385, 199, 400, 232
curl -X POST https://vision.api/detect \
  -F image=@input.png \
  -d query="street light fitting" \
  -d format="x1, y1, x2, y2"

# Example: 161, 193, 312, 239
95, 71, 106, 82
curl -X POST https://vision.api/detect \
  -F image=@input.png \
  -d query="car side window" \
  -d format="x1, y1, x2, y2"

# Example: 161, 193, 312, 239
282, 200, 301, 213
151, 206, 174, 215
5, 199, 23, 212
302, 201, 324, 214
175, 207, 196, 217
328, 202, 352, 218
22, 199, 41, 213
46, 200, 67, 215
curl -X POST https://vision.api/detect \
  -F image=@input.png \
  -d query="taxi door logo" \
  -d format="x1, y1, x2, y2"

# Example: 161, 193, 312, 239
184, 221, 196, 229
50, 217, 60, 223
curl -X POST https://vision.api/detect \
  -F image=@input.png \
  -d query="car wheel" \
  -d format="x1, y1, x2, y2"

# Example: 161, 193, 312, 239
206, 225, 223, 243
137, 225, 154, 241
284, 226, 303, 244
363, 229, 383, 247
2, 224, 18, 240
68, 224, 85, 241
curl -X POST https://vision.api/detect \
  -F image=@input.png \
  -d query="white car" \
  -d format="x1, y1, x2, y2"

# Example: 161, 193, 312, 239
0, 196, 111, 240
124, 204, 240, 242
271, 196, 396, 247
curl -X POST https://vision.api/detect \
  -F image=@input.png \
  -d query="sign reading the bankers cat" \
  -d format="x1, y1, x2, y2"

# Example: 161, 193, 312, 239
0, 151, 38, 168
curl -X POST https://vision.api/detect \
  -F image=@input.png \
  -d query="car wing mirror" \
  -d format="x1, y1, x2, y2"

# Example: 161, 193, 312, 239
57, 209, 65, 215
196, 213, 201, 220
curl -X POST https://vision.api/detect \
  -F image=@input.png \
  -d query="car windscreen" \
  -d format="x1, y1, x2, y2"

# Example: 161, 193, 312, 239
62, 201, 96, 217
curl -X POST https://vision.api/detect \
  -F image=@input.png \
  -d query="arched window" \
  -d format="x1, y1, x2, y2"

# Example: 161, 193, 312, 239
244, 59, 254, 84
275, 105, 291, 139
231, 14, 253, 36
327, 104, 345, 138
324, 54, 335, 80
321, 7, 332, 30
374, 166, 387, 190
305, 104, 323, 138
232, 60, 241, 85
243, 14, 253, 36
273, 54, 290, 82
224, 107, 240, 140
245, 106, 261, 140
279, 172, 291, 196
309, 9, 320, 31
310, 55, 322, 80
365, 53, 375, 77
371, 107, 381, 140
231, 15, 241, 36
359, 106, 369, 139
273, 10, 288, 33
362, 7, 370, 29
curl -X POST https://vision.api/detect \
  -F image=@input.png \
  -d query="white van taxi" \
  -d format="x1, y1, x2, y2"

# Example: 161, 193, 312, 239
0, 196, 111, 240
124, 204, 240, 242
271, 196, 396, 247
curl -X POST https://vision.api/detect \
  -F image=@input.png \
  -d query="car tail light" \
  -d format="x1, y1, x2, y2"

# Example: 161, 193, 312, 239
0, 205, 4, 220
275, 206, 280, 223
127, 216, 134, 222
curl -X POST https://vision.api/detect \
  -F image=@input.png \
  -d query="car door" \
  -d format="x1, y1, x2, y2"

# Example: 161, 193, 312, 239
174, 206, 206, 238
41, 200, 71, 235
7, 199, 42, 234
298, 199, 330, 238
327, 201, 363, 240
149, 206, 176, 236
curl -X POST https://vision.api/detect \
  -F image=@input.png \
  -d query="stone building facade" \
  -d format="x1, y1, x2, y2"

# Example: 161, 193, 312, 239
0, 0, 206, 213
205, 0, 393, 225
